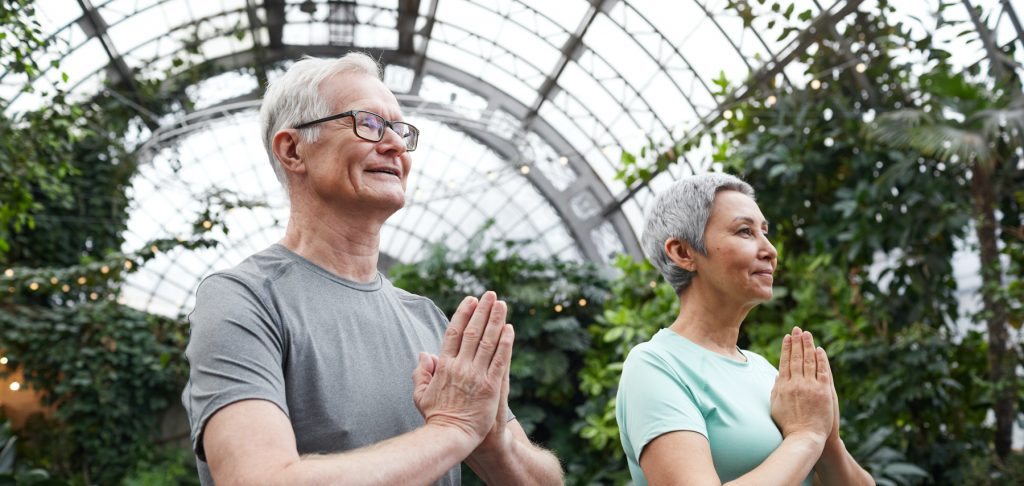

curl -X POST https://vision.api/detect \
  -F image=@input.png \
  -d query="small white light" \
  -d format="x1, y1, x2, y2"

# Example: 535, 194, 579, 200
766, 95, 777, 106
9, 382, 20, 391
855, 63, 866, 73
519, 165, 530, 175
810, 79, 821, 89
3, 269, 12, 277
0, 357, 8, 365
723, 110, 733, 120
558, 156, 569, 165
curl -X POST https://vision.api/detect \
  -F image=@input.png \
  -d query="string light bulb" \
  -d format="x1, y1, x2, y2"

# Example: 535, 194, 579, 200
61, 284, 70, 293
50, 277, 58, 284
649, 280, 658, 288
519, 165, 530, 175
124, 260, 134, 270
554, 304, 563, 313
3, 269, 12, 277
89, 292, 99, 301
28, 282, 39, 291
855, 62, 866, 73
810, 79, 821, 89
578, 298, 587, 307
0, 356, 8, 365
77, 276, 87, 285
202, 220, 213, 229
101, 265, 110, 274
9, 382, 19, 391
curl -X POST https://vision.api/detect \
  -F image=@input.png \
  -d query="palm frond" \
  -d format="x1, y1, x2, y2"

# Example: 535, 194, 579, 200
866, 110, 992, 164
974, 104, 1024, 149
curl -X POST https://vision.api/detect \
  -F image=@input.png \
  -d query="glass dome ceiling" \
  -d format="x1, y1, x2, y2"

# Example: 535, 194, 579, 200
3, 0, 1021, 316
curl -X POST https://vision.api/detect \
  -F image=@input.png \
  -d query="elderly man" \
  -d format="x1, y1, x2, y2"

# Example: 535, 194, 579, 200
181, 52, 564, 485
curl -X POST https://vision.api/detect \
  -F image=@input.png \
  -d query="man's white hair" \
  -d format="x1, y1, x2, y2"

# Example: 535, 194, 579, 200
641, 173, 755, 295
259, 52, 383, 192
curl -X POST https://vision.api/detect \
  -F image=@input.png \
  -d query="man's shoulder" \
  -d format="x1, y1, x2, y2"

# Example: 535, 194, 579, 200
383, 279, 448, 321
194, 245, 295, 302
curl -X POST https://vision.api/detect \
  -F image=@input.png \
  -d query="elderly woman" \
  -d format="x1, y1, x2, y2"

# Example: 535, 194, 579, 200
615, 173, 873, 485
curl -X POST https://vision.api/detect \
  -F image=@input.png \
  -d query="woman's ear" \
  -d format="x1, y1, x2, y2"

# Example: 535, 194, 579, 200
272, 129, 306, 175
665, 238, 697, 272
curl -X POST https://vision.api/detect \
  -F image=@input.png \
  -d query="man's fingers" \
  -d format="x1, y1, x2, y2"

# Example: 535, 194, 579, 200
779, 334, 792, 380
459, 291, 496, 358
412, 352, 433, 396
487, 324, 515, 382
442, 296, 478, 359
473, 299, 508, 367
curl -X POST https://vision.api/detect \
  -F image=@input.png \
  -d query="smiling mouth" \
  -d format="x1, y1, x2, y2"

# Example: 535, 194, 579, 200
367, 168, 401, 177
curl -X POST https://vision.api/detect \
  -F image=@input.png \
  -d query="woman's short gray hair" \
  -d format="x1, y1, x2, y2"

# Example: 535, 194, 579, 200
260, 52, 383, 191
641, 173, 755, 294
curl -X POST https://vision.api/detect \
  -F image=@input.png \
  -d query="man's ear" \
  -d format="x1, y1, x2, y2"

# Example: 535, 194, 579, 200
272, 129, 306, 175
665, 238, 697, 273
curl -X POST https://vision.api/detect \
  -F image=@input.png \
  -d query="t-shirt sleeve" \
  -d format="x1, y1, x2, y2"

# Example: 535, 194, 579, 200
182, 274, 289, 461
618, 348, 707, 461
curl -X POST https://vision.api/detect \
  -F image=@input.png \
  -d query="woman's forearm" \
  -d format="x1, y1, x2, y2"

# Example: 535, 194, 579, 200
815, 437, 875, 485
725, 431, 826, 486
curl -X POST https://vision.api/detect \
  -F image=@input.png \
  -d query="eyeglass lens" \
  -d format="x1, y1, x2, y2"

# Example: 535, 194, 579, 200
354, 111, 418, 151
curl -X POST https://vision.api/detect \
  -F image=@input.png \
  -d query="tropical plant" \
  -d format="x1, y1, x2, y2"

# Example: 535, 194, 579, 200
865, 73, 1024, 458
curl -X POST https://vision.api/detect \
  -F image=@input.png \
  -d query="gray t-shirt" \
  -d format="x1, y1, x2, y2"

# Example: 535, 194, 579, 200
182, 244, 458, 485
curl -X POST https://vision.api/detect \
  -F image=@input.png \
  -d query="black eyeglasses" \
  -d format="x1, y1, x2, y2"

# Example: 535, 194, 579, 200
294, 110, 419, 151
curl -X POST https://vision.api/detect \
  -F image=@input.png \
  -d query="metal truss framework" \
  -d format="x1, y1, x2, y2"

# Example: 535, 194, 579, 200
6, 0, 1024, 271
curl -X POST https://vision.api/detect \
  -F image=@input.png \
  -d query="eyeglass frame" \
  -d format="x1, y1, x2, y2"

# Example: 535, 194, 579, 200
292, 109, 419, 151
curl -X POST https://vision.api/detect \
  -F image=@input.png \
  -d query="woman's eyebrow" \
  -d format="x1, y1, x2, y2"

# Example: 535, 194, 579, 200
732, 216, 768, 224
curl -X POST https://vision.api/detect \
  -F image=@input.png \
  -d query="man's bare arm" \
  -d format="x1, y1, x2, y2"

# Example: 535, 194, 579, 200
204, 400, 477, 486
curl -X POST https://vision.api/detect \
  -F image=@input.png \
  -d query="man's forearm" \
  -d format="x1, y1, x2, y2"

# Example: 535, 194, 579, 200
233, 424, 476, 486
465, 434, 564, 486
815, 438, 875, 486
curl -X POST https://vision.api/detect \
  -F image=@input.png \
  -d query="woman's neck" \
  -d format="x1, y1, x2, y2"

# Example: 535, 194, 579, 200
669, 283, 754, 360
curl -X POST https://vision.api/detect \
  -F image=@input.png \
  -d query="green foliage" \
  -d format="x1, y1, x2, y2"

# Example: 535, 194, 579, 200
575, 255, 677, 484
0, 301, 190, 484
388, 231, 615, 485
120, 446, 201, 486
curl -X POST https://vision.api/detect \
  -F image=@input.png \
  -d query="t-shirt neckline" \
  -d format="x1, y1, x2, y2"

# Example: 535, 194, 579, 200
658, 328, 751, 366
271, 243, 384, 292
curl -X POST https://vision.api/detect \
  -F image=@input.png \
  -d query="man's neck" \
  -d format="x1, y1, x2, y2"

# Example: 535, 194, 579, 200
279, 197, 390, 284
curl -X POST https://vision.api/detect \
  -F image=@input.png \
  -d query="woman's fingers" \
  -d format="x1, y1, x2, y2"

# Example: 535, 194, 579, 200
790, 327, 804, 377
816, 347, 830, 384
803, 331, 817, 379
779, 334, 792, 380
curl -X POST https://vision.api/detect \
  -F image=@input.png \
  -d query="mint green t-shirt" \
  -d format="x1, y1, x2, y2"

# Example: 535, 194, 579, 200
616, 328, 813, 485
